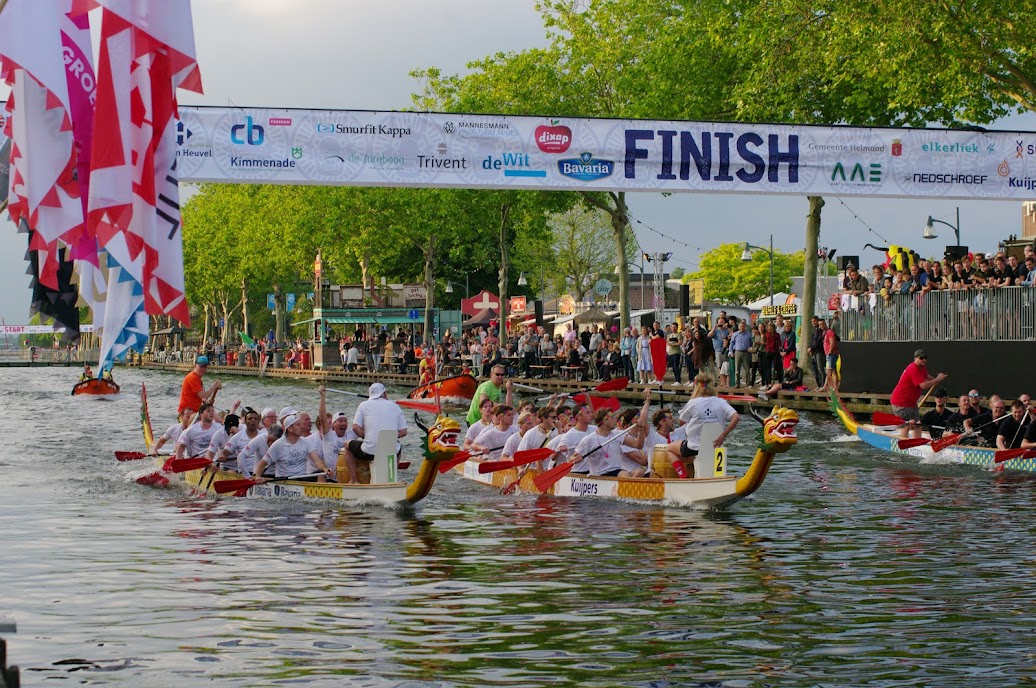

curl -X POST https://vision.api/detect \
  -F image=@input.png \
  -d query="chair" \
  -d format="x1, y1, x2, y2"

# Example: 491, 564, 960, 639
369, 428, 399, 484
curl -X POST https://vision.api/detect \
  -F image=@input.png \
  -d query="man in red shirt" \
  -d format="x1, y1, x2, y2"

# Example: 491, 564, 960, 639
178, 355, 221, 420
818, 322, 840, 392
889, 349, 947, 438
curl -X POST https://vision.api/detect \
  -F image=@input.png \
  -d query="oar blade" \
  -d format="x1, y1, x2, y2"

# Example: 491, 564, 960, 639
588, 395, 620, 412
897, 438, 931, 449
930, 433, 961, 453
994, 448, 1036, 463
396, 399, 441, 413
533, 461, 574, 492
214, 478, 257, 494
135, 471, 170, 487
596, 377, 629, 392
115, 451, 148, 461
478, 459, 514, 474
871, 412, 905, 427
437, 452, 470, 473
163, 457, 212, 473
510, 447, 554, 468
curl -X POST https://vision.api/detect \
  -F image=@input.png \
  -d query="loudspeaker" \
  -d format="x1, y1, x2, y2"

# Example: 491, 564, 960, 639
838, 255, 860, 271
533, 299, 544, 327
944, 245, 969, 261
678, 284, 690, 317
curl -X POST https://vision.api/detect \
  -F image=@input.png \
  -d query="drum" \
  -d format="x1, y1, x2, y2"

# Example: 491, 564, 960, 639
651, 444, 682, 479
336, 447, 372, 484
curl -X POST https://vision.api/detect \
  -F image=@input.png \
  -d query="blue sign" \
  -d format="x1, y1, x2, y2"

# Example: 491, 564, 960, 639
408, 309, 420, 320
307, 292, 314, 301
219, 318, 225, 328
287, 293, 296, 312
267, 293, 275, 311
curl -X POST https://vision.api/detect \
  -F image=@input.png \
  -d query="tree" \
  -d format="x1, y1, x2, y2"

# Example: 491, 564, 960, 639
545, 206, 616, 302
689, 243, 806, 306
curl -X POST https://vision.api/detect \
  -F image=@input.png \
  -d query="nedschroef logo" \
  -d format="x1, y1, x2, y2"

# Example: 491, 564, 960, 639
231, 116, 264, 145
558, 152, 614, 182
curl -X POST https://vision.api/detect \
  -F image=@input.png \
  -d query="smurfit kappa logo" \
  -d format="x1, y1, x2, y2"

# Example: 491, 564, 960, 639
557, 152, 614, 182
230, 116, 265, 145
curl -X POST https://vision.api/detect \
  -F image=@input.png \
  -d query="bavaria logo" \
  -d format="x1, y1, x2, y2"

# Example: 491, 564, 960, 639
558, 152, 614, 182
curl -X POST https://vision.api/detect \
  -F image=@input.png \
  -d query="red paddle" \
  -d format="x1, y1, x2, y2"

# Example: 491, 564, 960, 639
533, 460, 575, 492
163, 457, 211, 473
437, 451, 475, 473
571, 394, 621, 412
115, 451, 149, 461
871, 412, 906, 426
213, 472, 326, 494
897, 438, 932, 449
994, 448, 1036, 463
932, 414, 1010, 453
477, 448, 555, 474
538, 377, 629, 402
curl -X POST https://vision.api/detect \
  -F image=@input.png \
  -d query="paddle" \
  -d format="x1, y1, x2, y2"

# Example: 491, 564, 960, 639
213, 472, 327, 495
993, 448, 1036, 463
163, 456, 212, 473
511, 382, 544, 393
116, 451, 153, 461
931, 413, 1010, 453
872, 411, 906, 427
532, 427, 633, 492
897, 438, 932, 449
571, 394, 621, 412
436, 445, 506, 473
476, 447, 555, 474
502, 436, 552, 495
536, 377, 628, 402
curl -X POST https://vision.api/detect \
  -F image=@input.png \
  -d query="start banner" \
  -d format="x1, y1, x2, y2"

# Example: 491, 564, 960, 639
171, 106, 1036, 201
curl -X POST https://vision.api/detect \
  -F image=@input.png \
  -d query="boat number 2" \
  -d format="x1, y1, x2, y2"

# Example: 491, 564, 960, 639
714, 447, 726, 476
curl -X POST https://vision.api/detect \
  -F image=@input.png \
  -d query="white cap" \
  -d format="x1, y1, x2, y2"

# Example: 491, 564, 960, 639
368, 382, 387, 400
260, 407, 276, 419
278, 406, 298, 423
332, 412, 348, 423
282, 414, 299, 431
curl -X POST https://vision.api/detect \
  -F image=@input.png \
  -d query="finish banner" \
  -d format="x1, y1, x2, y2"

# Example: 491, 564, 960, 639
171, 106, 1035, 200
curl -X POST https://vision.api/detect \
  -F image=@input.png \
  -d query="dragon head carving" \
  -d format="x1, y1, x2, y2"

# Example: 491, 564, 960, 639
759, 405, 798, 453
415, 414, 461, 463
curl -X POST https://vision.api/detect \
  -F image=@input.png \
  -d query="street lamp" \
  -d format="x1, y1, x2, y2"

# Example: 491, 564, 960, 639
443, 277, 469, 299
923, 207, 961, 246
741, 235, 774, 306
517, 272, 528, 286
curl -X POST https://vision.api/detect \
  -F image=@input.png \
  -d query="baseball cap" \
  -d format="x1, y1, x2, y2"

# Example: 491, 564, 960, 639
196, 355, 209, 365
282, 413, 299, 431
278, 406, 298, 423
913, 349, 927, 359
369, 382, 387, 400
332, 412, 348, 423
934, 387, 948, 397
260, 407, 276, 419
223, 414, 240, 433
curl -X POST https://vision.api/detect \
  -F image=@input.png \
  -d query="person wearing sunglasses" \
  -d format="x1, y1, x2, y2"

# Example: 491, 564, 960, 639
889, 349, 948, 439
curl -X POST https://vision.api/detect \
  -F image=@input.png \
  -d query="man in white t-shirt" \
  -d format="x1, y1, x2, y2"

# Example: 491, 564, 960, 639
547, 403, 596, 471
472, 405, 518, 461
151, 420, 185, 455
344, 382, 407, 484
205, 414, 239, 462
572, 392, 651, 477
219, 409, 261, 472
238, 424, 282, 477
253, 413, 332, 481
665, 374, 739, 478
175, 403, 219, 459
316, 386, 357, 478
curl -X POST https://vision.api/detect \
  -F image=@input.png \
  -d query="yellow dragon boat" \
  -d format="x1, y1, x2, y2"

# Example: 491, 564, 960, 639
136, 385, 460, 507
452, 406, 798, 509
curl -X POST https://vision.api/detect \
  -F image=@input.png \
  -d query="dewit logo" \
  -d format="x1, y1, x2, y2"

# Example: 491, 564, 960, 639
231, 116, 264, 145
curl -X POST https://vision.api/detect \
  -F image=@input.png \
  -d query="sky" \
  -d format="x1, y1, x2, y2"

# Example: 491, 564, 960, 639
1, 0, 1034, 324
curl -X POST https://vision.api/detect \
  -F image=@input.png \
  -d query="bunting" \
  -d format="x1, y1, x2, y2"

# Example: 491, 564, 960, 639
0, 0, 84, 335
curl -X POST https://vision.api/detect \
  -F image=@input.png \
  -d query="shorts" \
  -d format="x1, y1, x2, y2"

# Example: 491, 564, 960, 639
600, 469, 623, 477
716, 352, 728, 367
678, 441, 700, 459
347, 439, 374, 461
826, 354, 839, 370
892, 405, 920, 423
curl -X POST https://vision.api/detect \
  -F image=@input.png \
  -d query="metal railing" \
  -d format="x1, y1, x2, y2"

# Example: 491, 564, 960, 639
836, 286, 1036, 342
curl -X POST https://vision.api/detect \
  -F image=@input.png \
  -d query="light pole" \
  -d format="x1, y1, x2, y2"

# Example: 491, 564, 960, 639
642, 252, 673, 324
923, 207, 962, 246
444, 277, 469, 300
741, 235, 774, 306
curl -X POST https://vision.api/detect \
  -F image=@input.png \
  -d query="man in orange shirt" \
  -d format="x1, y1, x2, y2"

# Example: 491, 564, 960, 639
178, 355, 221, 420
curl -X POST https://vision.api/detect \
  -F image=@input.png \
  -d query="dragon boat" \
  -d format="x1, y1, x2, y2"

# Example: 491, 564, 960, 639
72, 378, 120, 396
831, 393, 1036, 473
451, 406, 799, 509
407, 373, 477, 407
133, 385, 460, 507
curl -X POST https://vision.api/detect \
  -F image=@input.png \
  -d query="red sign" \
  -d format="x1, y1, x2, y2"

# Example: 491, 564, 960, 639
461, 290, 500, 317
827, 294, 841, 311
509, 296, 527, 314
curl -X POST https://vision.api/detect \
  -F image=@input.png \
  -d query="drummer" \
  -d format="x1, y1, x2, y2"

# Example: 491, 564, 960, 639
664, 373, 739, 478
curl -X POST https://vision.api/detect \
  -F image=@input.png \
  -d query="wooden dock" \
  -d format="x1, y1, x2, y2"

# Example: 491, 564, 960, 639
131, 361, 907, 417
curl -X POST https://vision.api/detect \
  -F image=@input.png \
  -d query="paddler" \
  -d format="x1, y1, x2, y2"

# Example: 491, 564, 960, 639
178, 355, 221, 421
889, 349, 948, 439
174, 403, 220, 459
664, 373, 739, 478
79, 364, 93, 381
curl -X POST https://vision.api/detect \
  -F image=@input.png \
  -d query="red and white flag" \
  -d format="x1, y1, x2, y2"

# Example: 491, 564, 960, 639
0, 0, 85, 288
77, 0, 202, 325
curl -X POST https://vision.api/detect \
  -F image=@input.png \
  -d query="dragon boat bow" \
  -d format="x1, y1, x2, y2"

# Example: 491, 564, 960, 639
452, 406, 798, 509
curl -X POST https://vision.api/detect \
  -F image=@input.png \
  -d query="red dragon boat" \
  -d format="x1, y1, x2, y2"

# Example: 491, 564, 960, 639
407, 373, 478, 407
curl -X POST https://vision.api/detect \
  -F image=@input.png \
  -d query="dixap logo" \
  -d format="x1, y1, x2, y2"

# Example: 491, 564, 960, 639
231, 116, 264, 145
535, 120, 572, 153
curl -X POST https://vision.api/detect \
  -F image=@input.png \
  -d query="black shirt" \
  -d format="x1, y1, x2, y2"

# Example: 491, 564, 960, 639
967, 410, 999, 446
945, 407, 978, 434
921, 407, 954, 439
997, 416, 1026, 449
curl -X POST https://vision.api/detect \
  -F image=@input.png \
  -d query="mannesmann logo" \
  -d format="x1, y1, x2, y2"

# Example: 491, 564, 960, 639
558, 152, 614, 181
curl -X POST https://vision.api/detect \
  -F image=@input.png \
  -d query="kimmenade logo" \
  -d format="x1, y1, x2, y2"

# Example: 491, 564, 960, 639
558, 152, 614, 182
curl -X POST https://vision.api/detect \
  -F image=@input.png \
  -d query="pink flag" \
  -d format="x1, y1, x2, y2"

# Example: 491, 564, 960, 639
78, 0, 203, 325
0, 0, 85, 289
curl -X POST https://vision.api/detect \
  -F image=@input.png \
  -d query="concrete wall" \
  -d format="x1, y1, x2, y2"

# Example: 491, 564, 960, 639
840, 341, 1035, 399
